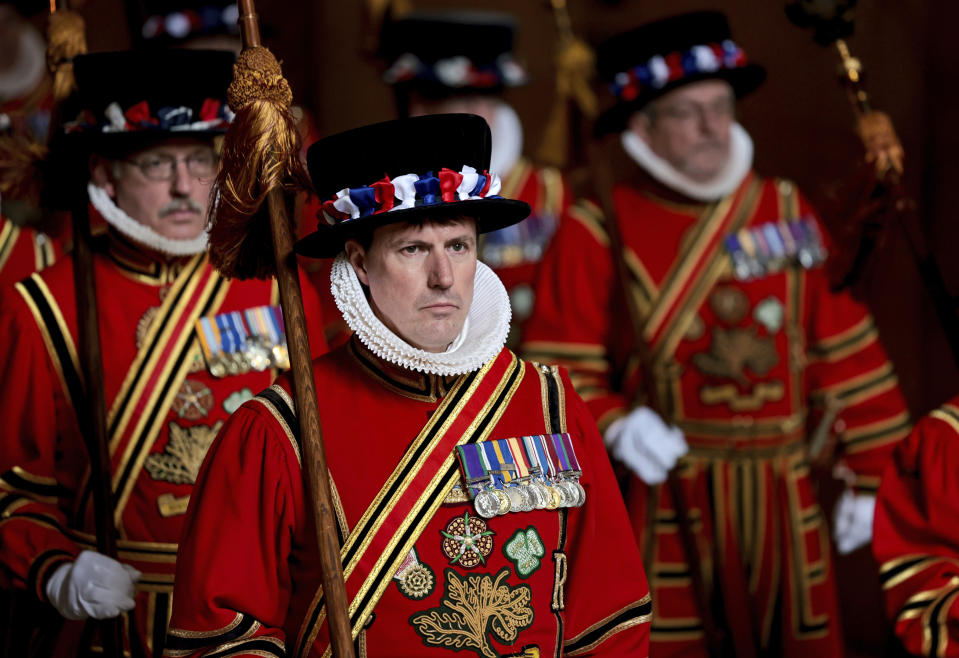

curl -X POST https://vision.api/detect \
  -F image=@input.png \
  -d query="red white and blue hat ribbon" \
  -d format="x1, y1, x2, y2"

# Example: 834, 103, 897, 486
610, 39, 749, 102
320, 164, 502, 226
63, 98, 234, 134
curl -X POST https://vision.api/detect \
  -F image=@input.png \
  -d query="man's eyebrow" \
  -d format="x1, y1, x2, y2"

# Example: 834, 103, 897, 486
445, 233, 476, 246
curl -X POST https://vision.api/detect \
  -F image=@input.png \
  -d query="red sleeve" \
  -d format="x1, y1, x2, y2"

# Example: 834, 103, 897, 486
803, 199, 911, 493
166, 401, 303, 657
873, 398, 959, 656
522, 201, 631, 432
298, 266, 330, 357
0, 286, 81, 600
560, 369, 651, 656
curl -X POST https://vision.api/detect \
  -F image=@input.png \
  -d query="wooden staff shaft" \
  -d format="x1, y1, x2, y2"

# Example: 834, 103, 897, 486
266, 191, 354, 657
71, 195, 123, 658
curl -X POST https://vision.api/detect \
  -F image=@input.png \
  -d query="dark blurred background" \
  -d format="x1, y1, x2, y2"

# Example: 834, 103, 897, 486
48, 0, 959, 654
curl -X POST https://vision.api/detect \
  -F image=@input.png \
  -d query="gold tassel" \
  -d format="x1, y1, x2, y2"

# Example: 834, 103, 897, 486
0, 134, 48, 204
208, 46, 311, 280
856, 110, 904, 179
47, 10, 87, 102
536, 36, 598, 168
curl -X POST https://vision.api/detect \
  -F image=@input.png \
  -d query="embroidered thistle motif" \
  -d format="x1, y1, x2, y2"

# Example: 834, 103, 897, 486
410, 567, 534, 658
145, 421, 222, 484
441, 510, 496, 569
503, 527, 546, 578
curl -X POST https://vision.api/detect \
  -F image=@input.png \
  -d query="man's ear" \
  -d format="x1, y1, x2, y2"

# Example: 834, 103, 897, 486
627, 110, 653, 147
89, 155, 117, 198
344, 239, 370, 287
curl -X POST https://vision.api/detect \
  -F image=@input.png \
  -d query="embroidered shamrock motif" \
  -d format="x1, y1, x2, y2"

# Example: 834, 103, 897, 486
441, 510, 495, 568
223, 388, 254, 414
410, 567, 534, 658
503, 527, 546, 578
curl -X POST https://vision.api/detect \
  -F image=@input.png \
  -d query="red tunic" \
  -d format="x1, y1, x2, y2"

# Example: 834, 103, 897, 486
167, 340, 651, 657
874, 395, 959, 657
0, 215, 63, 289
0, 235, 328, 657
522, 174, 911, 656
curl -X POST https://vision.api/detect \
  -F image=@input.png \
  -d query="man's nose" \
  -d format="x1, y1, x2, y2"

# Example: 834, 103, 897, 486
427, 251, 454, 289
170, 159, 193, 196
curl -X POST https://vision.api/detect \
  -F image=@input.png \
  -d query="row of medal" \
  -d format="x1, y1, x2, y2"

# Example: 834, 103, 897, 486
456, 433, 586, 519
724, 216, 827, 282
195, 305, 290, 378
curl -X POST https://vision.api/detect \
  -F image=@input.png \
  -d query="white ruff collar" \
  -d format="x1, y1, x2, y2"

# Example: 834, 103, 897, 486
490, 102, 523, 176
620, 122, 753, 202
88, 183, 208, 257
330, 254, 510, 376
0, 25, 45, 101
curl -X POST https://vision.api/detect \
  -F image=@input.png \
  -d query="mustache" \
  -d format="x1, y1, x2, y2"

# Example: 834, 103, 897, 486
159, 198, 204, 217
691, 139, 727, 153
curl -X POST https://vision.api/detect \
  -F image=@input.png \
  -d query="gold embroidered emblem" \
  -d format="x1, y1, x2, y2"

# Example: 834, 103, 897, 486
709, 287, 749, 324
157, 492, 190, 517
393, 548, 435, 600
685, 314, 706, 341
144, 421, 223, 484
692, 327, 779, 384
135, 306, 159, 349
171, 380, 214, 420
700, 381, 785, 411
411, 567, 534, 658
443, 483, 471, 505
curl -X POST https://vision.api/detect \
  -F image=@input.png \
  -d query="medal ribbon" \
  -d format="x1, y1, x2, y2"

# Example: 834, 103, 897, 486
546, 433, 570, 474
506, 437, 530, 479
491, 439, 517, 485
455, 444, 489, 498
549, 433, 572, 474
480, 441, 506, 488
197, 316, 221, 359
522, 436, 545, 479
559, 433, 582, 474
534, 434, 557, 479
215, 313, 237, 355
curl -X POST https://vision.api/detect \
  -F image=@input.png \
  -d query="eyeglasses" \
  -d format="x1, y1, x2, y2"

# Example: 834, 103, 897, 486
653, 98, 735, 124
123, 150, 218, 182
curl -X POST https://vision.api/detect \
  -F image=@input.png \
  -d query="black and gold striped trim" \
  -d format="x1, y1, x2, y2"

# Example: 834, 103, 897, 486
0, 467, 68, 502
28, 548, 73, 601
15, 275, 86, 419
204, 637, 286, 657
0, 220, 21, 274
295, 354, 525, 657
564, 594, 653, 656
165, 613, 259, 655
568, 200, 609, 247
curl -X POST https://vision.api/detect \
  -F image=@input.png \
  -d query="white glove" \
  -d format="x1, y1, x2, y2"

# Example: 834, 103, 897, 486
45, 550, 141, 620
604, 406, 689, 485
833, 490, 876, 555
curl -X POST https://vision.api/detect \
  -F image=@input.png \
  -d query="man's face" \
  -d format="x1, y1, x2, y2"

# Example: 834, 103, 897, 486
91, 138, 216, 241
409, 94, 499, 129
629, 79, 736, 183
345, 218, 478, 353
